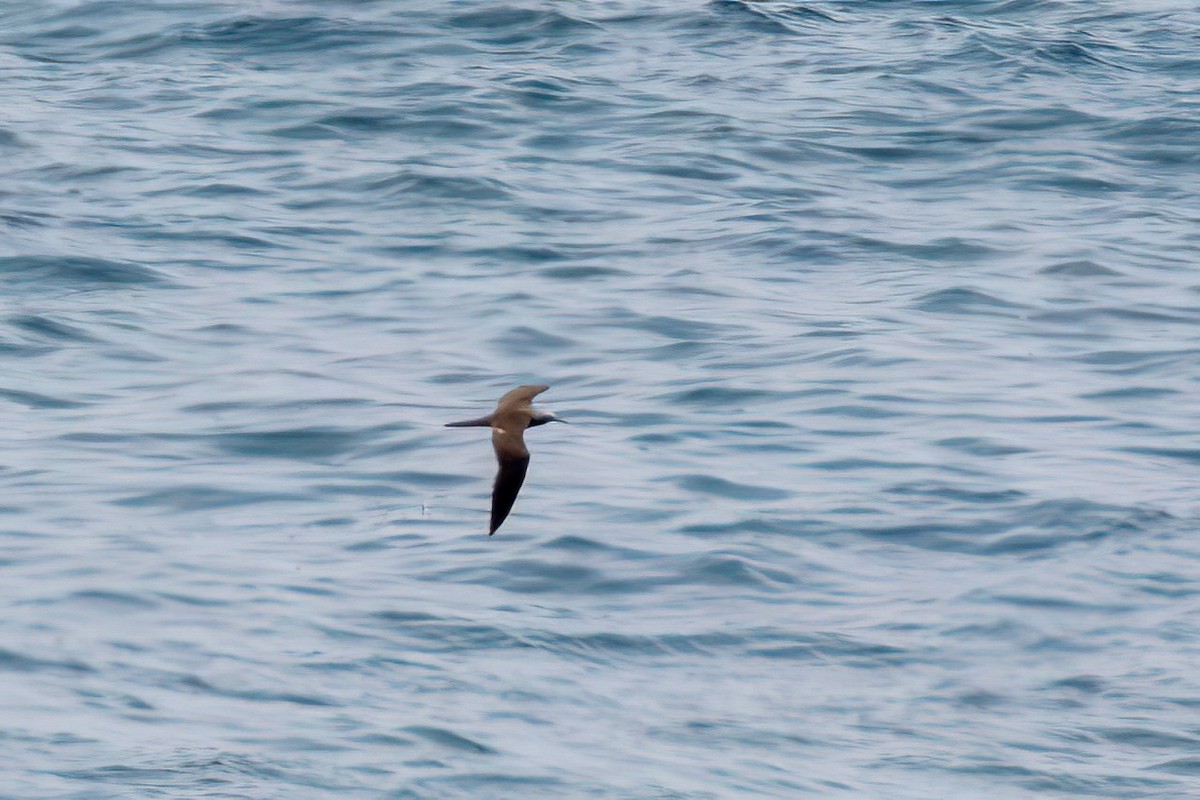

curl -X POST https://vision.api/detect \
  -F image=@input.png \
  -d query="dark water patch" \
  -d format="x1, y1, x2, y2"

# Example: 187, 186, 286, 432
1040, 260, 1123, 278
539, 265, 628, 280
913, 287, 1022, 315
621, 314, 730, 341
0, 340, 56, 358
675, 474, 792, 501
534, 630, 745, 661
176, 181, 267, 198
1083, 386, 1179, 400
661, 386, 780, 407
10, 314, 97, 343
175, 674, 336, 707
859, 499, 1167, 555
813, 458, 923, 472
267, 121, 345, 141
1035, 307, 1197, 326
0, 255, 167, 288
315, 109, 408, 134
281, 583, 338, 598
51, 750, 356, 793
372, 471, 476, 489
467, 245, 569, 264
863, 236, 1001, 263
195, 96, 334, 121
69, 590, 158, 610
973, 591, 1135, 614
748, 633, 909, 665
638, 158, 740, 182
447, 6, 599, 45
210, 428, 364, 460
585, 410, 674, 429
734, 419, 797, 431
405, 726, 497, 755
131, 227, 282, 251
0, 388, 87, 410
1020, 414, 1109, 424
887, 481, 1027, 505
808, 404, 906, 420
185, 15, 395, 57
373, 610, 443, 625
1019, 172, 1126, 195
183, 397, 374, 414
539, 534, 650, 558
681, 516, 828, 538
401, 773, 569, 798
1120, 447, 1200, 465
637, 340, 715, 362
681, 552, 795, 589
1047, 675, 1108, 694
709, 0, 801, 35
671, 718, 818, 752
964, 103, 1105, 133
1034, 40, 1132, 72
311, 482, 402, 499
1149, 758, 1200, 775
434, 558, 605, 595
0, 647, 94, 674
0, 126, 29, 148
493, 326, 575, 355
338, 170, 516, 201
115, 486, 311, 511
0, 210, 54, 228
936, 437, 1030, 457
155, 592, 232, 608
60, 431, 175, 445
368, 615, 534, 653
1075, 348, 1196, 369
1097, 727, 1200, 749
344, 534, 412, 552
832, 144, 928, 162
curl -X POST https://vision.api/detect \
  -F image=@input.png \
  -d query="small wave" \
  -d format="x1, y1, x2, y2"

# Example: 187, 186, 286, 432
0, 388, 87, 409
209, 428, 365, 460
912, 287, 1022, 315
1039, 259, 1122, 277
0, 647, 93, 674
114, 485, 310, 511
674, 474, 792, 501
0, 255, 167, 288
404, 726, 497, 754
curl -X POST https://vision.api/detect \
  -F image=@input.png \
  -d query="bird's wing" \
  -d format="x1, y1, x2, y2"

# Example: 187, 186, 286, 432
496, 384, 549, 410
490, 428, 530, 535
490, 453, 529, 535
445, 414, 494, 428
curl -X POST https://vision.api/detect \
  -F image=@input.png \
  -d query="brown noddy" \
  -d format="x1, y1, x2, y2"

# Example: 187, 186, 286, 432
445, 384, 566, 535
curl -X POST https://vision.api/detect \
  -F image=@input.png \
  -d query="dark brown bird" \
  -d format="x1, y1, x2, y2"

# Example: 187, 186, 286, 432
445, 384, 566, 535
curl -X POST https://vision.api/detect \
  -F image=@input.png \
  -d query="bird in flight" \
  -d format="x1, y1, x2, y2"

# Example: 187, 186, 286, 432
445, 384, 566, 535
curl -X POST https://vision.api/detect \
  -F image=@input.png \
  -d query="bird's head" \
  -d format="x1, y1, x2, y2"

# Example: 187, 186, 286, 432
528, 411, 566, 428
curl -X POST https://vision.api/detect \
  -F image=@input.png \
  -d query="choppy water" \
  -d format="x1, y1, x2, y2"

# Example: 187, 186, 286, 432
3, 1, 1200, 797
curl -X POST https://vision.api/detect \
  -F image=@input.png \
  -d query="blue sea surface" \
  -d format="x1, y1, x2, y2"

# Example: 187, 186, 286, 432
2, 1, 1200, 797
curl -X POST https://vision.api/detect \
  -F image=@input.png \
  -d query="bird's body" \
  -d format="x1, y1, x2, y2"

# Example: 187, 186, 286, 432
445, 384, 564, 534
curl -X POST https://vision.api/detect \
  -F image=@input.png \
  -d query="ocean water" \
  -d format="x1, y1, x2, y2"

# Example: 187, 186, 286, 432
2, 0, 1200, 797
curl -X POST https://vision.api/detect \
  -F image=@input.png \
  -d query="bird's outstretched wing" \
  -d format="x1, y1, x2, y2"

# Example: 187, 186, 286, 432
444, 414, 493, 428
496, 384, 549, 409
490, 452, 529, 535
